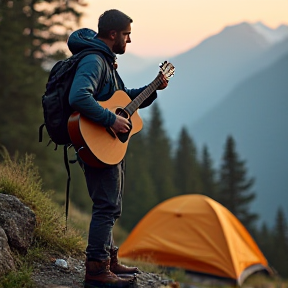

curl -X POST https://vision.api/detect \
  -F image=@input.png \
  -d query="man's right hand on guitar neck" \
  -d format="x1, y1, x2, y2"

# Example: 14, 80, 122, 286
112, 115, 131, 133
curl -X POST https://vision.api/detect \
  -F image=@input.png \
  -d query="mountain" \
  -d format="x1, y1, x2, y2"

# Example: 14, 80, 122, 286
251, 22, 288, 44
117, 22, 288, 139
190, 53, 288, 227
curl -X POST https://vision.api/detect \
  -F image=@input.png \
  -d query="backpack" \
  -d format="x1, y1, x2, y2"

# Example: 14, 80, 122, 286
39, 48, 105, 146
39, 48, 106, 229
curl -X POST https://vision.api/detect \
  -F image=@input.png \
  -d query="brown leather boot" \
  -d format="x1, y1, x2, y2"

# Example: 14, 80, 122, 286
110, 246, 140, 275
84, 258, 136, 288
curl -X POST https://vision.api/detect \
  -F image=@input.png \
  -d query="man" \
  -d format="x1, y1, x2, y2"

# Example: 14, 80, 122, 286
68, 9, 168, 288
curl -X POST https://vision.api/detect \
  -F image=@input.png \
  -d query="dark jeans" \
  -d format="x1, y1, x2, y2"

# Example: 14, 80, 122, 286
82, 161, 124, 261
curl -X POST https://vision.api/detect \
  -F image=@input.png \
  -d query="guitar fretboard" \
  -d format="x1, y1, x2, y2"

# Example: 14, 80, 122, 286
124, 76, 162, 116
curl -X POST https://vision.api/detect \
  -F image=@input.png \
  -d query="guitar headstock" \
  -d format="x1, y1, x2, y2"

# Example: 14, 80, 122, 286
159, 61, 175, 81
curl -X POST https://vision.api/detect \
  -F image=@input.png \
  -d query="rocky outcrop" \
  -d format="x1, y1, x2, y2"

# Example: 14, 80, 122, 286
0, 227, 15, 276
0, 193, 36, 276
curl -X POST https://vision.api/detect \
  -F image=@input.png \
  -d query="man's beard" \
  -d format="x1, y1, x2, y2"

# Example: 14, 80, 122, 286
113, 41, 125, 54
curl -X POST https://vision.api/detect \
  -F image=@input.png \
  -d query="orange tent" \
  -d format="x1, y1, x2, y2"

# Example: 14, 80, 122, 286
119, 194, 271, 285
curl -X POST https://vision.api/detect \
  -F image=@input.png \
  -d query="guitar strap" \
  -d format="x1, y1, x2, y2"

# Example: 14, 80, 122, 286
112, 67, 119, 90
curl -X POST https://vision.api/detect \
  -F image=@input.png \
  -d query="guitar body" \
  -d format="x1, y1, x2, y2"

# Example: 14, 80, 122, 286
68, 90, 143, 167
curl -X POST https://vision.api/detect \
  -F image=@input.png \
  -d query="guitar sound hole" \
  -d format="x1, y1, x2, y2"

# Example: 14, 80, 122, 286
115, 108, 131, 143
116, 108, 129, 118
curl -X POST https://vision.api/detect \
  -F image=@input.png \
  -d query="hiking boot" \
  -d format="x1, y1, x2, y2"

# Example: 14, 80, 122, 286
110, 246, 140, 275
84, 258, 136, 288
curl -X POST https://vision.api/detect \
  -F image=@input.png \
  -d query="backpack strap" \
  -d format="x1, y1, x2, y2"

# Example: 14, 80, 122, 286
39, 123, 45, 143
77, 48, 110, 96
64, 144, 78, 231
64, 144, 71, 231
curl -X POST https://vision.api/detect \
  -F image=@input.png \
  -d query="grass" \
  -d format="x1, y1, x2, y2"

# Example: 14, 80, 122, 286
242, 274, 288, 288
117, 256, 288, 288
0, 147, 85, 254
179, 273, 288, 288
0, 147, 86, 287
119, 256, 190, 284
0, 265, 34, 288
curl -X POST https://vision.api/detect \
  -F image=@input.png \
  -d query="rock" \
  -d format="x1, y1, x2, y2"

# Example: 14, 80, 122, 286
0, 194, 36, 254
55, 259, 68, 269
0, 227, 15, 276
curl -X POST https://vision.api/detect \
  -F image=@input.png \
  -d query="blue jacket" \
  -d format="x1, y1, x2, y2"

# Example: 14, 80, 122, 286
68, 28, 157, 127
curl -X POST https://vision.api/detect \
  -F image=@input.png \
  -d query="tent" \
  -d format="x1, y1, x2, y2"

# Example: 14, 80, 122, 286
119, 194, 271, 285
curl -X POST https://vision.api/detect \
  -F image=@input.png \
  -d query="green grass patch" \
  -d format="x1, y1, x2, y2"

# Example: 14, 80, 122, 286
119, 256, 189, 284
0, 265, 35, 288
0, 147, 86, 287
0, 147, 85, 255
243, 273, 288, 287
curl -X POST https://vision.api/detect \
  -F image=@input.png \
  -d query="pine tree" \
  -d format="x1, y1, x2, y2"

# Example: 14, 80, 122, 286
120, 133, 158, 232
0, 0, 85, 196
0, 0, 48, 154
200, 145, 217, 199
253, 222, 274, 265
146, 103, 176, 203
174, 127, 202, 195
21, 0, 84, 60
270, 207, 288, 278
218, 136, 258, 230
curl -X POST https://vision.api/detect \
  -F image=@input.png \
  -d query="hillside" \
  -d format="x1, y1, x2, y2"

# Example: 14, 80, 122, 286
190, 53, 288, 226
0, 152, 179, 288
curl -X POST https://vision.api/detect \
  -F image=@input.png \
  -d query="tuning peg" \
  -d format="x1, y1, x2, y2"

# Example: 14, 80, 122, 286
159, 60, 168, 68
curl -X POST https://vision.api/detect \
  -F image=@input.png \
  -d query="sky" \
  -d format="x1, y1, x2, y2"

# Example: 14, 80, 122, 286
79, 0, 288, 58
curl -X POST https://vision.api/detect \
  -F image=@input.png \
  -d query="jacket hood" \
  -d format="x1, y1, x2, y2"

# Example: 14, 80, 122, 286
67, 28, 115, 61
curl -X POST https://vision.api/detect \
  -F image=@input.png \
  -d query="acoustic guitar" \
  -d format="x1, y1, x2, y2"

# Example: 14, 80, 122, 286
68, 61, 175, 167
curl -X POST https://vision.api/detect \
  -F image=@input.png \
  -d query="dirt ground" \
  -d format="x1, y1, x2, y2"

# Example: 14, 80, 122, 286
30, 253, 287, 288
31, 255, 179, 288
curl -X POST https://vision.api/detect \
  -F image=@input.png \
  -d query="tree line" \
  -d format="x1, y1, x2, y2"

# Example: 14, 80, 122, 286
121, 104, 288, 278
0, 0, 287, 279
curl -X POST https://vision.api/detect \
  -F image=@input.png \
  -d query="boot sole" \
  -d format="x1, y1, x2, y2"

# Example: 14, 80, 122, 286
83, 281, 135, 288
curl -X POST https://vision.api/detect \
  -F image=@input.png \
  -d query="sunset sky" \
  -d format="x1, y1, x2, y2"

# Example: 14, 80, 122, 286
80, 0, 288, 58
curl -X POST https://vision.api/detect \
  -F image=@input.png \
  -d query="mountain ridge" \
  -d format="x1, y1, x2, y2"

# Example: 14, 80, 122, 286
118, 22, 288, 134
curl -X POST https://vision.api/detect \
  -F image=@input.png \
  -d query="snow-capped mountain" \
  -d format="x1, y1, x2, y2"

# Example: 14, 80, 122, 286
251, 22, 288, 44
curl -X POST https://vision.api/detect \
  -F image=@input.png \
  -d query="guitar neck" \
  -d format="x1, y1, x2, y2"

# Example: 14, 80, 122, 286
124, 75, 162, 116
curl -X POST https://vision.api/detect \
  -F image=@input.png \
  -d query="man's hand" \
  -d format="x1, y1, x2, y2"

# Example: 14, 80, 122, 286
157, 73, 169, 90
112, 115, 131, 133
